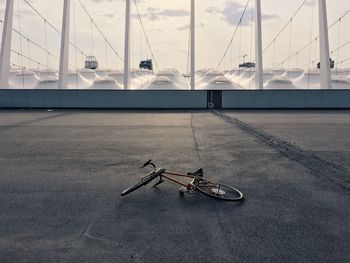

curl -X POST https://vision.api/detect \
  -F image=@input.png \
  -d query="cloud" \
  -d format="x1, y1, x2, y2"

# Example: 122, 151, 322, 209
304, 1, 315, 7
206, 1, 279, 26
90, 0, 124, 2
176, 23, 206, 31
15, 8, 36, 19
0, 0, 39, 18
90, 0, 144, 3
136, 7, 190, 21
98, 13, 115, 18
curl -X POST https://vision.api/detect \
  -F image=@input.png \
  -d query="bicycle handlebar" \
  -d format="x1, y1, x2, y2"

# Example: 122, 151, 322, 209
141, 159, 156, 170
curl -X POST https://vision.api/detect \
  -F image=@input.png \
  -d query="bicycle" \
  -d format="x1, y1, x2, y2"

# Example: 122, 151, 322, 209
121, 160, 244, 202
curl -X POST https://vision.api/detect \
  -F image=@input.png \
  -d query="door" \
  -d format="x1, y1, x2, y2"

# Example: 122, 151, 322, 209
207, 91, 222, 109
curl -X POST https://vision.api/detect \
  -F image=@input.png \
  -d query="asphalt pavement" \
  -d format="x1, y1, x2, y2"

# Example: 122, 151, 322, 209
0, 109, 349, 263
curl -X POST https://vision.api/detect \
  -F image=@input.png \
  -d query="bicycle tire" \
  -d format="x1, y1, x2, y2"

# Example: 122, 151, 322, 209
121, 174, 155, 196
196, 180, 244, 201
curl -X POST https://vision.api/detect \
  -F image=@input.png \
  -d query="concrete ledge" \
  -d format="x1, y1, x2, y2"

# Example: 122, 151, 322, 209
222, 90, 350, 108
1, 89, 350, 109
0, 89, 207, 109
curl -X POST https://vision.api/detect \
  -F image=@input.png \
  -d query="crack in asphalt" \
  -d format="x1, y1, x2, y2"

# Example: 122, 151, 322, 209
190, 113, 203, 163
190, 113, 240, 260
213, 110, 350, 191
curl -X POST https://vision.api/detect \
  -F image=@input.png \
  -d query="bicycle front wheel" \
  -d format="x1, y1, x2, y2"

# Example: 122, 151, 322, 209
196, 180, 244, 201
121, 175, 154, 196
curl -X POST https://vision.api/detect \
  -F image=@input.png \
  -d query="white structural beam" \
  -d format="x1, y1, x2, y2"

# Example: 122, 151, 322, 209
124, 0, 131, 90
318, 0, 332, 89
58, 0, 71, 89
254, 0, 263, 90
190, 0, 195, 90
0, 0, 15, 89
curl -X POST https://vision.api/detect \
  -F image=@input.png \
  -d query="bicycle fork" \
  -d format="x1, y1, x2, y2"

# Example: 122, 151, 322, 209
153, 176, 164, 187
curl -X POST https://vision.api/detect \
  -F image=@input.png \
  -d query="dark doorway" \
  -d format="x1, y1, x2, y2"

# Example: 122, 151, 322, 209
207, 91, 222, 109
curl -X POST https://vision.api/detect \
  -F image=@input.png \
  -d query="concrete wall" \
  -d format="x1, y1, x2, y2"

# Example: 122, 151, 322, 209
222, 90, 350, 108
0, 90, 207, 109
1, 89, 350, 109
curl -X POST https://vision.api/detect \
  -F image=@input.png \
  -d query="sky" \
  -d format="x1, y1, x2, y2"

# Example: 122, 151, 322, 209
0, 0, 349, 73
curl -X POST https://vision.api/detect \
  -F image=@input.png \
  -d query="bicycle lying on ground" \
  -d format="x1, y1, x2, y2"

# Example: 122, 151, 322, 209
121, 160, 244, 201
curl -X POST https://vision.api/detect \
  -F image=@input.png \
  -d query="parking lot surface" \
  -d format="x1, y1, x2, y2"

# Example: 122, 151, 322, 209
0, 110, 349, 262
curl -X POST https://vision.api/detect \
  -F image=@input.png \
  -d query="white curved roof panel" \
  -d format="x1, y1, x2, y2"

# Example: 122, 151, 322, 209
294, 69, 321, 89
95, 69, 110, 77
197, 75, 241, 90
272, 68, 286, 77
282, 68, 304, 79
37, 69, 58, 78
235, 68, 255, 84
264, 76, 297, 90
91, 76, 122, 89
78, 68, 98, 81
331, 76, 350, 89
67, 72, 92, 89
11, 70, 39, 89
36, 76, 59, 89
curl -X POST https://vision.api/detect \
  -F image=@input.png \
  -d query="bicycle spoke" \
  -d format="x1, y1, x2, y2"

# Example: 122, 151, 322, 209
196, 182, 244, 201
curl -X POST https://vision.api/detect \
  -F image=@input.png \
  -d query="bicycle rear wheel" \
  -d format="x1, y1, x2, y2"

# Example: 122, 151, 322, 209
196, 180, 243, 201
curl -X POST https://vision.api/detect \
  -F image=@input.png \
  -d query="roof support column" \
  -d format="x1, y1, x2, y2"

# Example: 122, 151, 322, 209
124, 0, 131, 90
318, 0, 332, 89
254, 0, 263, 90
0, 0, 15, 89
58, 0, 71, 89
190, 0, 195, 90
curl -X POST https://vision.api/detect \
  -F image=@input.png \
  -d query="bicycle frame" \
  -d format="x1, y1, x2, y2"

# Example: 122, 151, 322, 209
140, 160, 203, 189
122, 160, 244, 201
162, 172, 196, 186
160, 171, 198, 189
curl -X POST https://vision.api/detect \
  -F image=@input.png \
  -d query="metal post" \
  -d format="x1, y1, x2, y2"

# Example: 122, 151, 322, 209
58, 0, 70, 89
190, 0, 195, 90
255, 0, 263, 90
319, 0, 332, 89
124, 0, 131, 90
0, 0, 15, 89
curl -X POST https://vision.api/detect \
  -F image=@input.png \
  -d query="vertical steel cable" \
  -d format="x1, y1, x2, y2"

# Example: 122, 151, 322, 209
287, 19, 293, 75
44, 20, 49, 72
17, 0, 25, 88
72, 0, 79, 88
27, 39, 31, 69
239, 25, 242, 65
186, 18, 191, 75
307, 0, 315, 89
296, 51, 299, 68
231, 26, 234, 69
105, 38, 108, 69
336, 19, 342, 74
90, 19, 94, 55
139, 15, 143, 87
131, 5, 135, 79
272, 39, 276, 69
249, 7, 254, 63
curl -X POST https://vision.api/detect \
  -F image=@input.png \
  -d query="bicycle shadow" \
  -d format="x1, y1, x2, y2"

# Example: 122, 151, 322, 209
82, 185, 245, 253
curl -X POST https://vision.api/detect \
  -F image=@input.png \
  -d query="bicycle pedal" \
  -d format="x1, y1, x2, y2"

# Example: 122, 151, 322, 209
178, 187, 196, 196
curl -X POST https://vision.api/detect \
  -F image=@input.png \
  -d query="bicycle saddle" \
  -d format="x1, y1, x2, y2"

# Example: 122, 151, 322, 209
187, 168, 204, 177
